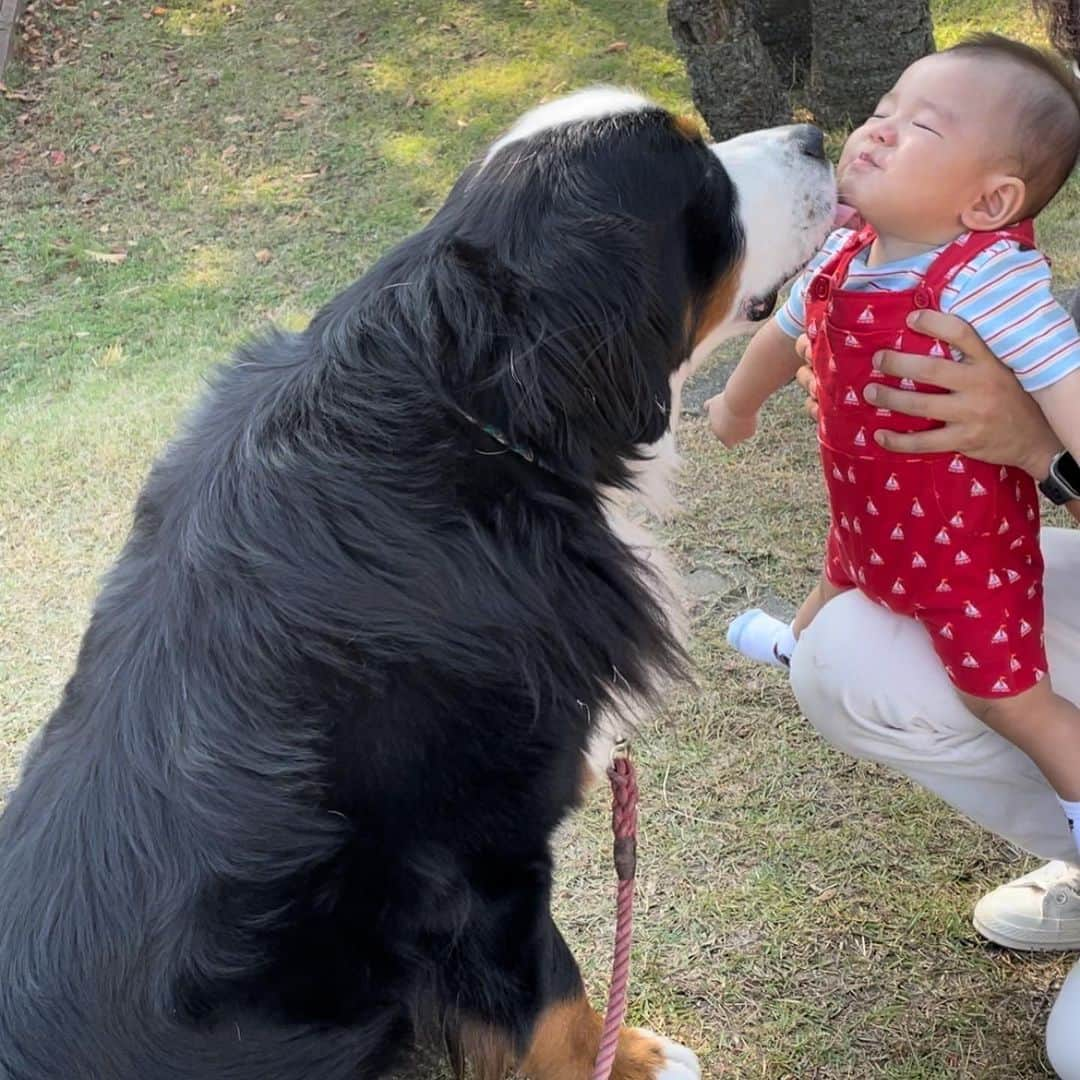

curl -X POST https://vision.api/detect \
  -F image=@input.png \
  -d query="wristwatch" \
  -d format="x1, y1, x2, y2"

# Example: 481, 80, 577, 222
1038, 449, 1080, 505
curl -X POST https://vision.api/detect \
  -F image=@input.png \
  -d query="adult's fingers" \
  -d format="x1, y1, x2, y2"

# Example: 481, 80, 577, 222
863, 380, 958, 420
794, 363, 819, 420
872, 349, 968, 391
874, 425, 958, 455
905, 309, 995, 362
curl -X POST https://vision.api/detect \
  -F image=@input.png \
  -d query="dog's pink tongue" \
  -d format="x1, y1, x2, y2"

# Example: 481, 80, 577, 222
833, 203, 862, 229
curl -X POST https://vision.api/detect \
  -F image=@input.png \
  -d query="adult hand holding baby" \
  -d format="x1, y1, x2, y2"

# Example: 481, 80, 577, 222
793, 309, 1063, 481
865, 309, 1063, 478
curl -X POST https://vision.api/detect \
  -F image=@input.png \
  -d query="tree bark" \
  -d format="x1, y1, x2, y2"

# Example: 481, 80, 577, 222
809, 0, 935, 127
669, 0, 933, 138
752, 0, 812, 90
668, 0, 789, 140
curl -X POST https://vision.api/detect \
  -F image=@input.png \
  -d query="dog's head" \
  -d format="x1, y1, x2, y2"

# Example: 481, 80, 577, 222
425, 87, 836, 486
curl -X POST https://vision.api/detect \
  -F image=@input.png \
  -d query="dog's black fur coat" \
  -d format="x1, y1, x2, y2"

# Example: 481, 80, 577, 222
0, 106, 739, 1079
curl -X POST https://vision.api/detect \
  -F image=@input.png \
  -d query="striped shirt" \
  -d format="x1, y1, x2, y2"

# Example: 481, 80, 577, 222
775, 228, 1080, 392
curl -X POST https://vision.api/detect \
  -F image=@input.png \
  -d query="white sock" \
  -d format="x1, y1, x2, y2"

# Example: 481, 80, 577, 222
727, 609, 797, 668
1059, 797, 1080, 856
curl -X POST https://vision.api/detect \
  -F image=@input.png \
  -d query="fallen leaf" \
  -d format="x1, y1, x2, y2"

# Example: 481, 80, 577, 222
298, 94, 320, 107
255, 249, 272, 265
355, 29, 368, 44
223, 113, 244, 124
604, 40, 628, 53
274, 10, 287, 21
404, 94, 417, 108
48, 149, 66, 166
151, 5, 167, 13
0, 83, 40, 102
84, 249, 128, 264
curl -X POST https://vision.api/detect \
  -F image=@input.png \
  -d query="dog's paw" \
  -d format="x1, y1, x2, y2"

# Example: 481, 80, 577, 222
633, 1029, 700, 1080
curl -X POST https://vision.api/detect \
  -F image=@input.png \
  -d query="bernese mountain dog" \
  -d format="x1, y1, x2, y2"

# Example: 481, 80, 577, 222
0, 89, 835, 1079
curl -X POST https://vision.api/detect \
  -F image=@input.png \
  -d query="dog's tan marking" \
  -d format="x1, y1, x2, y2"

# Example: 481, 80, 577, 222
518, 993, 666, 1079
672, 114, 704, 142
691, 264, 743, 349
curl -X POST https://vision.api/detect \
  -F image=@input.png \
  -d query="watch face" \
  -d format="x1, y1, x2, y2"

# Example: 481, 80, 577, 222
1057, 452, 1080, 494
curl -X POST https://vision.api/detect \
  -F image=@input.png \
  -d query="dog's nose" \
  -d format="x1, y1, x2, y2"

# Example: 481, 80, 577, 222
792, 124, 826, 161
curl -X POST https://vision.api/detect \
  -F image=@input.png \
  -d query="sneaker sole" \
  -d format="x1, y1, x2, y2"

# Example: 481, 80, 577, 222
972, 912, 1080, 952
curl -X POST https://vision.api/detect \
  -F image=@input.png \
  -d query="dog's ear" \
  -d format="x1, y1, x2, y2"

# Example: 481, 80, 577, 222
431, 110, 736, 482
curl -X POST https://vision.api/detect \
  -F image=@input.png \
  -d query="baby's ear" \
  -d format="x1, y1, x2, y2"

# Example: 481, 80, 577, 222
962, 175, 1027, 230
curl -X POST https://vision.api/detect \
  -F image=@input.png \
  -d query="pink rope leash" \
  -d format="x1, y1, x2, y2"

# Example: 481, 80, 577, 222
591, 740, 638, 1080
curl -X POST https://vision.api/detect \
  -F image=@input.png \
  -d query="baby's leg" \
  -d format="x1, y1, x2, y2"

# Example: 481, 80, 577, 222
729, 573, 850, 668
960, 681, 1080, 845
793, 575, 849, 638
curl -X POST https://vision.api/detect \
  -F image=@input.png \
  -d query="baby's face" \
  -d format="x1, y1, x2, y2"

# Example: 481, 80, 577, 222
838, 53, 1011, 241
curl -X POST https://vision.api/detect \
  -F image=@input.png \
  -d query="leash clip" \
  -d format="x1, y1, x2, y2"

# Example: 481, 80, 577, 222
609, 738, 631, 767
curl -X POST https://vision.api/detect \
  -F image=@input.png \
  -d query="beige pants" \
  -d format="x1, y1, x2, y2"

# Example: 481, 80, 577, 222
791, 526, 1080, 863
790, 525, 1080, 1077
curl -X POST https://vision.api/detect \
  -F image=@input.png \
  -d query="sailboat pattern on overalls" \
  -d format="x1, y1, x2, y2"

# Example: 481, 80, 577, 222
806, 221, 1047, 698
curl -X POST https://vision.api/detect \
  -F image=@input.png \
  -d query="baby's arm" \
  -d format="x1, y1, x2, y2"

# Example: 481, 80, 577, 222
706, 318, 803, 447
948, 243, 1080, 488
1032, 372, 1080, 467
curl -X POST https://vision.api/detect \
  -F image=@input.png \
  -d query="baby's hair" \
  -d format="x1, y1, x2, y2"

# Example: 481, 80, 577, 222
945, 32, 1080, 217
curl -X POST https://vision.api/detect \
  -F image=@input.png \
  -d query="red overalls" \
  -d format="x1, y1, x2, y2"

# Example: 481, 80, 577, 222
806, 223, 1046, 698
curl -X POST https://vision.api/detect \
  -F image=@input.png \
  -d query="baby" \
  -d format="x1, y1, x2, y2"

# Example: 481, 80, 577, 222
707, 34, 1080, 850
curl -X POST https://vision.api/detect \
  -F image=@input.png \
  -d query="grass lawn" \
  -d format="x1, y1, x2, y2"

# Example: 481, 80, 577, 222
2, 0, 1079, 1075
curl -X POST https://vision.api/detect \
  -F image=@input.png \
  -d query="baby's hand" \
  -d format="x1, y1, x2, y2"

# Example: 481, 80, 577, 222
705, 393, 757, 447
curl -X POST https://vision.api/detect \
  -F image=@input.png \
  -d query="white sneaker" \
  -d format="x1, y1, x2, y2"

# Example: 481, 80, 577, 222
973, 861, 1080, 951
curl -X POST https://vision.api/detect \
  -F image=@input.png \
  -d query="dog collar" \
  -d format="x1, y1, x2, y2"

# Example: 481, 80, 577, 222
456, 408, 556, 475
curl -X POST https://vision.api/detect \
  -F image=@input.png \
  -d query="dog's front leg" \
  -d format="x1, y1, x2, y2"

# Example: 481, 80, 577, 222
456, 913, 698, 1080
518, 985, 699, 1080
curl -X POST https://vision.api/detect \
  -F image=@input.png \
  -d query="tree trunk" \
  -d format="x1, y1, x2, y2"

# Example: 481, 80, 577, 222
669, 0, 933, 139
668, 0, 789, 140
809, 0, 934, 127
752, 0, 812, 90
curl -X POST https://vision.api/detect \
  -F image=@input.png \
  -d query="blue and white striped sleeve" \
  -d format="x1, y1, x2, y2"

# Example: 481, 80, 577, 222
774, 229, 853, 340
945, 246, 1080, 392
